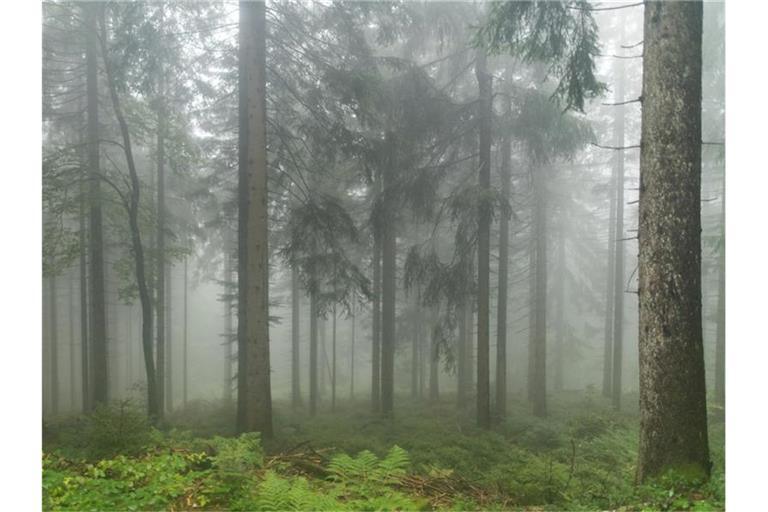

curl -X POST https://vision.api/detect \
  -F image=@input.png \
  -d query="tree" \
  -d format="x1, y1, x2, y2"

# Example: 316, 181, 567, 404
496, 100, 512, 420
636, 1, 710, 482
237, 0, 273, 437
291, 266, 301, 408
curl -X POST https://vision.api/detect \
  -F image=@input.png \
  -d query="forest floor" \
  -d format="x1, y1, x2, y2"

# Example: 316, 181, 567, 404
43, 390, 725, 511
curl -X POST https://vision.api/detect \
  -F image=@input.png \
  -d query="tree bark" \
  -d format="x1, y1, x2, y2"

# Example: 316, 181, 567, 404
496, 130, 511, 419
475, 48, 492, 429
238, 0, 273, 437
637, 0, 710, 482
85, 2, 108, 410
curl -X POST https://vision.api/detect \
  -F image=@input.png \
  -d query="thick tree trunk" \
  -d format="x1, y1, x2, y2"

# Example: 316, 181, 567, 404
98, 8, 158, 419
238, 0, 273, 437
309, 291, 318, 415
611, 45, 626, 411
475, 49, 492, 429
291, 266, 301, 407
85, 2, 108, 410
496, 131, 511, 419
637, 0, 710, 482
530, 166, 547, 417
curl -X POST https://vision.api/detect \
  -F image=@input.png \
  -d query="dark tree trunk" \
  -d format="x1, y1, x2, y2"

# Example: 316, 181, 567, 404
98, 9, 158, 419
291, 266, 301, 408
611, 44, 626, 411
496, 130, 511, 419
309, 290, 318, 416
530, 166, 547, 417
475, 48, 492, 429
238, 0, 273, 437
85, 2, 108, 410
637, 0, 710, 482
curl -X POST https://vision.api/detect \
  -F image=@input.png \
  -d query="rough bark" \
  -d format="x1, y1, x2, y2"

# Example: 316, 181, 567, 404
496, 131, 511, 419
85, 2, 108, 409
637, 0, 710, 482
475, 48, 492, 429
238, 0, 273, 437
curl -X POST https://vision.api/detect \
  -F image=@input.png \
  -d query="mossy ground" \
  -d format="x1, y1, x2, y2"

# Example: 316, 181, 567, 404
42, 390, 724, 511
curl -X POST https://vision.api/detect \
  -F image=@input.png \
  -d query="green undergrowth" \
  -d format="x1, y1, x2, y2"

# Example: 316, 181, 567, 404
42, 392, 724, 511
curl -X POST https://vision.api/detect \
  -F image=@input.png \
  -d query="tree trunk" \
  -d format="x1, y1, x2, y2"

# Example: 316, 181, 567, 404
554, 231, 566, 392
156, 72, 167, 417
224, 237, 233, 403
350, 297, 356, 399
475, 48, 492, 429
291, 266, 301, 408
496, 130, 511, 419
331, 301, 337, 411
183, 255, 188, 407
79, 157, 89, 412
99, 7, 159, 418
714, 175, 725, 406
69, 273, 76, 411
166, 264, 173, 412
637, 0, 710, 482
530, 166, 547, 417
85, 2, 108, 410
238, 0, 273, 437
380, 173, 396, 417
611, 40, 626, 411
428, 306, 439, 402
602, 160, 616, 398
457, 299, 468, 407
309, 291, 318, 416
411, 291, 420, 400
49, 276, 59, 416
371, 211, 382, 413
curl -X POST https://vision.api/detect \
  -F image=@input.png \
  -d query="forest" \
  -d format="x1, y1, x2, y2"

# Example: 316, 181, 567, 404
39, 1, 726, 510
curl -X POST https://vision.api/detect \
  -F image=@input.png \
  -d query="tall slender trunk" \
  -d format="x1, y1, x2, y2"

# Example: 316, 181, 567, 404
291, 266, 301, 407
224, 237, 233, 403
530, 166, 547, 417
428, 306, 439, 402
127, 303, 134, 389
496, 130, 511, 419
611, 37, 626, 411
166, 264, 173, 412
554, 231, 566, 392
79, 158, 89, 412
714, 171, 725, 405
371, 210, 382, 412
238, 0, 273, 437
331, 301, 337, 411
475, 48, 492, 429
380, 181, 396, 417
457, 299, 468, 407
156, 72, 167, 417
183, 255, 188, 407
411, 291, 420, 399
98, 9, 157, 419
49, 276, 59, 416
637, 1, 709, 482
602, 162, 617, 398
350, 297, 356, 399
69, 274, 76, 411
309, 291, 318, 415
319, 317, 326, 398
85, 2, 108, 410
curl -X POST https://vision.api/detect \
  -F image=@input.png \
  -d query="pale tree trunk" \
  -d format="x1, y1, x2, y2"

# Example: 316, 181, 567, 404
183, 255, 188, 407
411, 291, 420, 399
49, 276, 59, 416
602, 163, 616, 398
291, 266, 301, 408
331, 301, 337, 411
611, 39, 626, 411
69, 274, 76, 411
85, 2, 108, 410
371, 225, 381, 412
637, 0, 710, 482
457, 298, 468, 407
156, 68, 167, 417
475, 48, 492, 429
166, 265, 173, 412
224, 237, 233, 403
554, 231, 566, 392
380, 172, 396, 417
350, 296, 355, 399
530, 166, 547, 417
99, 7, 158, 419
496, 129, 511, 419
238, 0, 273, 437
309, 291, 318, 416
79, 161, 89, 412
714, 176, 725, 406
